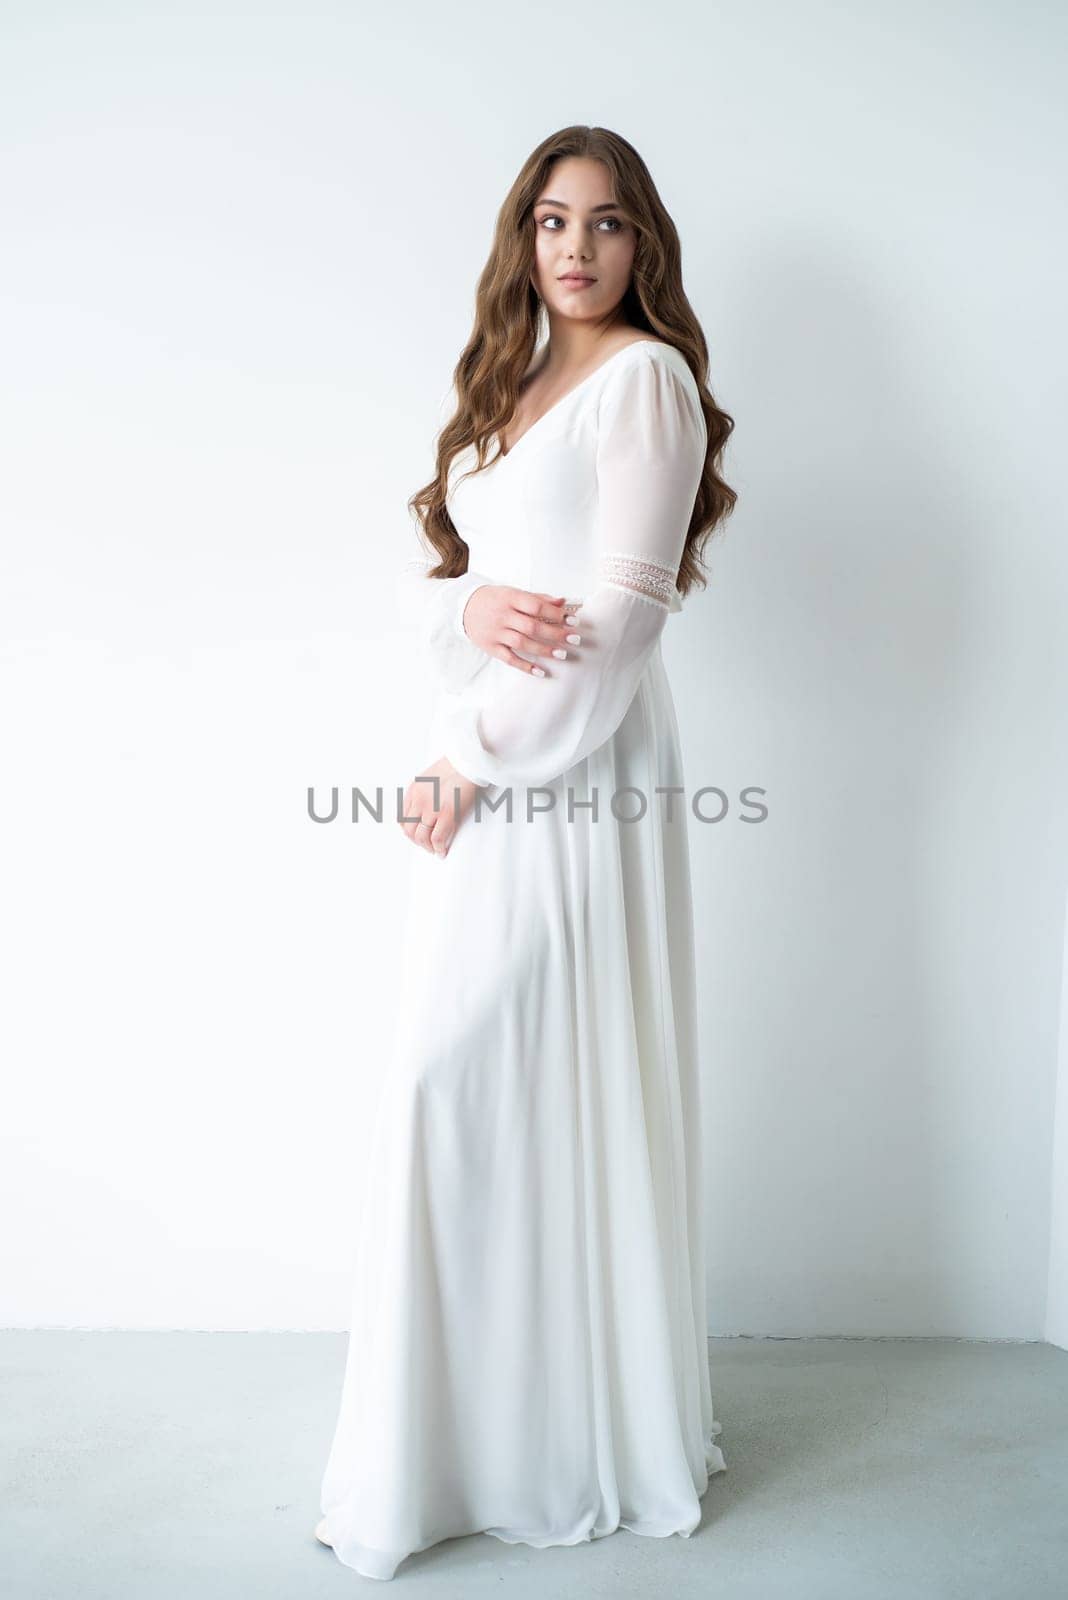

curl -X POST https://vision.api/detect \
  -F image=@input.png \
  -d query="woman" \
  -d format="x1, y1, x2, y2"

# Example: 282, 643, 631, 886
317, 124, 736, 1581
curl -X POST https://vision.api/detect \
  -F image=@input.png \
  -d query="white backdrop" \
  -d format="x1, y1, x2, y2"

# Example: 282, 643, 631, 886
1, 1, 1065, 1340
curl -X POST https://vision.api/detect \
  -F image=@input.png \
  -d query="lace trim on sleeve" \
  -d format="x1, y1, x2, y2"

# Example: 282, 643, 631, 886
599, 551, 678, 608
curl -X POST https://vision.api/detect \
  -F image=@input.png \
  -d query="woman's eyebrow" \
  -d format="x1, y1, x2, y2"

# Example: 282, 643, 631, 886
534, 198, 621, 211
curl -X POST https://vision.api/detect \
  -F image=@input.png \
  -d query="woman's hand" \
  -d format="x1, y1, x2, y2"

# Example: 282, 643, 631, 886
461, 584, 583, 675
399, 756, 481, 858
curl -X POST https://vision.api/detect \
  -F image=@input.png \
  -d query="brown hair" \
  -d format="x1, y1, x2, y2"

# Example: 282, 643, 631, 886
408, 124, 737, 601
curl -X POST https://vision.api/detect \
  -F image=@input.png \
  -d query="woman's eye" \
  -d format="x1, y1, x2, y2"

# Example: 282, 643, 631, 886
537, 214, 623, 232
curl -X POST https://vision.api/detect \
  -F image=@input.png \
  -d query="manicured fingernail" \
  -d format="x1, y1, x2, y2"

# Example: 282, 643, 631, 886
564, 614, 578, 626
532, 666, 546, 676
552, 648, 567, 660
565, 633, 581, 644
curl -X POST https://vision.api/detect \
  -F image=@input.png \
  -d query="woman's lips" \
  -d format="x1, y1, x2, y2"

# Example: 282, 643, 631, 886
559, 276, 596, 288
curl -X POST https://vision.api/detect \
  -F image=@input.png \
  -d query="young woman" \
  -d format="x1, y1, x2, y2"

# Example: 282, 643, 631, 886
317, 124, 736, 1582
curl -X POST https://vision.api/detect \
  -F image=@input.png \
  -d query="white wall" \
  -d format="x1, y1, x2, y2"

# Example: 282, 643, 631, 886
1, 2, 1065, 1336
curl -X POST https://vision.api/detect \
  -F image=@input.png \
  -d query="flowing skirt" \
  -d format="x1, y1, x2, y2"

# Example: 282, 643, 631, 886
318, 647, 726, 1581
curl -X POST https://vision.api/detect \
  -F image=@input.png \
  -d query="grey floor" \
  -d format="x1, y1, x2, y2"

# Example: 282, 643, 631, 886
1, 1333, 1065, 1599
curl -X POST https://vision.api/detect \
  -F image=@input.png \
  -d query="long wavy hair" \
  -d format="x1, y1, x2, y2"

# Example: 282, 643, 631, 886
408, 125, 736, 602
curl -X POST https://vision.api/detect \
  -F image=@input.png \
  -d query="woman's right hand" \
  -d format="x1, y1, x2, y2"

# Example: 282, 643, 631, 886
460, 585, 584, 676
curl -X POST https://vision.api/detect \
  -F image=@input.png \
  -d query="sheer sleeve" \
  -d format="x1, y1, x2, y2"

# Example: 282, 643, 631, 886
395, 517, 497, 695
440, 348, 706, 789
394, 382, 497, 694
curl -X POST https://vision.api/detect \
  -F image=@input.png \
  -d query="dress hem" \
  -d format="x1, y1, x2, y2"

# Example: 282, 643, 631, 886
319, 1449, 728, 1582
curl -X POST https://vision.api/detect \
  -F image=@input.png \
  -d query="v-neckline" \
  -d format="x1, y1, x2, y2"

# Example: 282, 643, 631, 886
495, 338, 672, 462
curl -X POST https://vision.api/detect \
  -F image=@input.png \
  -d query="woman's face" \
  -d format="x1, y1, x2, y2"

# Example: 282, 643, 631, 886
529, 157, 636, 324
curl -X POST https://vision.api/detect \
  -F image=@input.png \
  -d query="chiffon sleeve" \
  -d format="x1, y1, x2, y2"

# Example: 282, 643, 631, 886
440, 350, 706, 790
395, 516, 497, 695
394, 380, 498, 694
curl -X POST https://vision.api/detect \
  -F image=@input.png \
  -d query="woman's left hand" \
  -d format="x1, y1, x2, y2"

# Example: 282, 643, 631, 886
399, 756, 481, 857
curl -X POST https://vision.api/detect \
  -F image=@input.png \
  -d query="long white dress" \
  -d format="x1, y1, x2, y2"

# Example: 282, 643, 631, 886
318, 338, 727, 1581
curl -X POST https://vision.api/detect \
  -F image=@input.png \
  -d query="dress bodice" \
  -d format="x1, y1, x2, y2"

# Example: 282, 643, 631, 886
445, 340, 697, 616
399, 338, 706, 791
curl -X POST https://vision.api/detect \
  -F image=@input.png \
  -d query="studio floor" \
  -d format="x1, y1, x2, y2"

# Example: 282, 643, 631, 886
1, 1332, 1065, 1599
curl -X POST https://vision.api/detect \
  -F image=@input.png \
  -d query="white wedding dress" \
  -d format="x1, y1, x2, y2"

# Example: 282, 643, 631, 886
318, 339, 727, 1581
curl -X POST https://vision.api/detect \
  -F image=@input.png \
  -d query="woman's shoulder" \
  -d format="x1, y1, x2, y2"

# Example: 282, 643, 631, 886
596, 336, 701, 416
601, 335, 697, 390
607, 333, 680, 363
